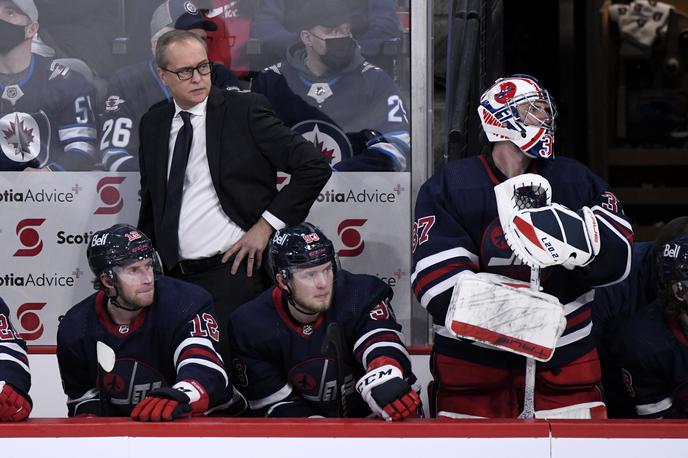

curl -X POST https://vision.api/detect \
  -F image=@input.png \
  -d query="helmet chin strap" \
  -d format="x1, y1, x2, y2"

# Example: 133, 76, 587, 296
283, 284, 319, 316
105, 278, 143, 312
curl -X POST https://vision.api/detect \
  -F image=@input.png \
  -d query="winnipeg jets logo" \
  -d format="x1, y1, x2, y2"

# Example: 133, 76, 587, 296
105, 95, 125, 112
494, 81, 517, 104
293, 120, 352, 166
0, 112, 40, 162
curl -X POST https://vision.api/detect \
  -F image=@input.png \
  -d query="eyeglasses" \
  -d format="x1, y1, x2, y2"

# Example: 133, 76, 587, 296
160, 61, 212, 81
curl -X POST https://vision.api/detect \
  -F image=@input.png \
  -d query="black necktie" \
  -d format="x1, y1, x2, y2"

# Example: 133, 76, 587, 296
159, 111, 193, 270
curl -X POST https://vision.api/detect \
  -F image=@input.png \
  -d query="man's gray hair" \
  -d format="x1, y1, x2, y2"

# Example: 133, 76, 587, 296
155, 29, 207, 69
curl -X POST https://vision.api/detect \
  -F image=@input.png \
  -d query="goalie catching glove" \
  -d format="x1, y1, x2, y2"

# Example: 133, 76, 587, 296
131, 380, 208, 422
356, 363, 421, 421
0, 382, 31, 422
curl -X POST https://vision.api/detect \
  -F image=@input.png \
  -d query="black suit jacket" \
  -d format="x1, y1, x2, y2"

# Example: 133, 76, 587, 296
137, 87, 331, 247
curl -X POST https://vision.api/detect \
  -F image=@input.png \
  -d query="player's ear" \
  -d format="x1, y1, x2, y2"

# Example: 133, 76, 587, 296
100, 273, 114, 290
276, 272, 289, 291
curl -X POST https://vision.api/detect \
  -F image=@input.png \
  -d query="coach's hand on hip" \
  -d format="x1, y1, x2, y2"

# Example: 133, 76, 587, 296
223, 217, 274, 277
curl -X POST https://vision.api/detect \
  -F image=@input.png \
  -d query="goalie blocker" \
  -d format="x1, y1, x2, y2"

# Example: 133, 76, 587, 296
494, 174, 601, 270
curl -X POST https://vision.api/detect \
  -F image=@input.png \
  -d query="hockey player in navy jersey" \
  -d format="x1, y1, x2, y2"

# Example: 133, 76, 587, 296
229, 222, 421, 419
0, 0, 97, 171
412, 74, 633, 418
251, 0, 409, 172
0, 296, 31, 421
612, 217, 688, 418
98, 0, 240, 172
57, 224, 244, 420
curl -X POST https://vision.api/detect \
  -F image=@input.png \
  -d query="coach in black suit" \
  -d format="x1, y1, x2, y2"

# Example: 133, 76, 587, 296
137, 30, 331, 357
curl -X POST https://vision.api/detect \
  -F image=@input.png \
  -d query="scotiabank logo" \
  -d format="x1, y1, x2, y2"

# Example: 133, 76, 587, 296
16, 302, 46, 340
337, 219, 367, 257
94, 176, 125, 215
14, 218, 45, 257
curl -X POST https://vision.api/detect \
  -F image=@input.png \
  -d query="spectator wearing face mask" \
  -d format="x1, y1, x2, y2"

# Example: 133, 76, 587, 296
251, 0, 409, 172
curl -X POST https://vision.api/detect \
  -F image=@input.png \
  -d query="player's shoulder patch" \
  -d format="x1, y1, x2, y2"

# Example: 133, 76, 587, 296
369, 297, 395, 321
264, 62, 282, 75
360, 61, 382, 74
48, 61, 71, 80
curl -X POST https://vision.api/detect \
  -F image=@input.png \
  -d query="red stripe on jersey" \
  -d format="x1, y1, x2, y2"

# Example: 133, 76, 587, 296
178, 347, 223, 367
565, 307, 591, 330
595, 210, 634, 244
367, 356, 403, 373
669, 320, 688, 348
354, 332, 404, 362
478, 155, 501, 185
272, 287, 325, 338
413, 262, 469, 297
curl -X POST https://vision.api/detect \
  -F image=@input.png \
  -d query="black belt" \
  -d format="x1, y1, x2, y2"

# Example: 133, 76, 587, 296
169, 254, 224, 276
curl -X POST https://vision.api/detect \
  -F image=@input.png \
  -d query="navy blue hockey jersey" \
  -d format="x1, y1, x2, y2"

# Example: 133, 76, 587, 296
251, 43, 409, 172
98, 60, 241, 171
616, 302, 688, 418
0, 54, 96, 171
0, 297, 30, 398
229, 270, 414, 417
593, 242, 656, 347
56, 276, 233, 417
412, 154, 634, 370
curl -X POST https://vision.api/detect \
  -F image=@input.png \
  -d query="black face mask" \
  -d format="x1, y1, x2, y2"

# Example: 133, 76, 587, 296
320, 36, 356, 71
0, 20, 26, 54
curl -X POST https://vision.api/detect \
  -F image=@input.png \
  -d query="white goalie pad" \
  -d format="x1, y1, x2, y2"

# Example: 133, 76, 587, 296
445, 272, 566, 362
534, 402, 607, 420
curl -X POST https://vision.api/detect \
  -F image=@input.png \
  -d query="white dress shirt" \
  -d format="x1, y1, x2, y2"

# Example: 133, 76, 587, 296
168, 98, 285, 261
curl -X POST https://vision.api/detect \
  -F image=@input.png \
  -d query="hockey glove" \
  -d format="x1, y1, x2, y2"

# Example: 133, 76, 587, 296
0, 382, 32, 422
356, 364, 421, 421
130, 380, 206, 422
507, 203, 600, 269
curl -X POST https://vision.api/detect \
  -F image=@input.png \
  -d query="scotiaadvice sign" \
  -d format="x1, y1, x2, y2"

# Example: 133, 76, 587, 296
0, 172, 411, 346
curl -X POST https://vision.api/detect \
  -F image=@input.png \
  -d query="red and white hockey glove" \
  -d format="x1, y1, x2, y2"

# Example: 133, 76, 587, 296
506, 203, 600, 269
355, 364, 421, 421
0, 382, 32, 422
131, 380, 207, 422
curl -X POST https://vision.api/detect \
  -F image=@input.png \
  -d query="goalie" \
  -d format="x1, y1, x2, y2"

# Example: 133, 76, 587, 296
412, 74, 633, 418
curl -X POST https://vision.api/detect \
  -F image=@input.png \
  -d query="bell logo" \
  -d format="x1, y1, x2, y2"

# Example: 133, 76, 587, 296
337, 219, 367, 257
14, 218, 45, 257
663, 243, 680, 259
16, 302, 46, 341
90, 233, 109, 247
94, 176, 125, 215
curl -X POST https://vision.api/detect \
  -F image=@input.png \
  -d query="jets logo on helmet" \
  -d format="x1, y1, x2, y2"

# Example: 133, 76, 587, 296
478, 74, 557, 160
494, 81, 517, 104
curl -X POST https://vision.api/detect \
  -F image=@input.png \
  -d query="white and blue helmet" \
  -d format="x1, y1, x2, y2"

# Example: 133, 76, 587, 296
478, 74, 557, 160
